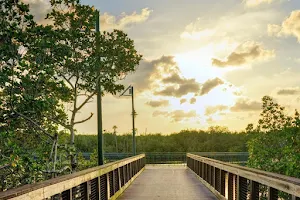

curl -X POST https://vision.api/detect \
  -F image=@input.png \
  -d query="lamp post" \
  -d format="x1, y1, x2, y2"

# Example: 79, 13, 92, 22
95, 10, 104, 165
131, 86, 136, 156
120, 85, 136, 155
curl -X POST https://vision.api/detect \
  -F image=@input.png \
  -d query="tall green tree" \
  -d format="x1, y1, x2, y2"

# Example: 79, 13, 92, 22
248, 96, 300, 179
45, 0, 142, 169
0, 0, 72, 190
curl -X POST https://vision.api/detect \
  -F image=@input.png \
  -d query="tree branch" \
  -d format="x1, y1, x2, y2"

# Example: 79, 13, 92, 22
59, 73, 75, 90
46, 116, 70, 130
76, 91, 96, 111
74, 112, 94, 125
13, 111, 54, 139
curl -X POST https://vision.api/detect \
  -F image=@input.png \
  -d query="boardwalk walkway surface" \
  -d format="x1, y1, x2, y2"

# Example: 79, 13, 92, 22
118, 165, 217, 200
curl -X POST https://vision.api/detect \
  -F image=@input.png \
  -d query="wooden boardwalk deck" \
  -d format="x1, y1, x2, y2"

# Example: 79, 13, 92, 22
118, 165, 217, 200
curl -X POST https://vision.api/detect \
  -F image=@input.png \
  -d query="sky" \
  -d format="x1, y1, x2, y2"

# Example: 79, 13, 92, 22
25, 0, 300, 134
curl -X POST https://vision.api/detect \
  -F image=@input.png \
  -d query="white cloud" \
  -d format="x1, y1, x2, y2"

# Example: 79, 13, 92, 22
21, 0, 51, 24
181, 28, 218, 40
180, 10, 278, 43
244, 0, 274, 7
212, 41, 275, 67
268, 10, 300, 42
101, 8, 153, 31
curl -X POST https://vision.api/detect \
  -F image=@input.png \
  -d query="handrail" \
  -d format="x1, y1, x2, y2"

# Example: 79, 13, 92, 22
0, 154, 146, 200
187, 153, 300, 199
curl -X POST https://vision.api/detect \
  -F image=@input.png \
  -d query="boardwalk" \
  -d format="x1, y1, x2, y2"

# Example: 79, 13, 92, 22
118, 165, 217, 200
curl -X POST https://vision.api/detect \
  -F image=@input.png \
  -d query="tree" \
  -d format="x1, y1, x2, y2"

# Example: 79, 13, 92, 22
248, 96, 300, 179
258, 96, 293, 132
245, 123, 254, 133
0, 0, 71, 190
45, 0, 142, 169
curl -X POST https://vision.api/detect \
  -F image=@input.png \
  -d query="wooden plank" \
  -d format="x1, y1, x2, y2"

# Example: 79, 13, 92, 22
187, 154, 300, 197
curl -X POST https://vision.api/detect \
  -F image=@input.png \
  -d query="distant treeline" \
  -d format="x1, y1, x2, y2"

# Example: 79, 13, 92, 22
74, 127, 257, 153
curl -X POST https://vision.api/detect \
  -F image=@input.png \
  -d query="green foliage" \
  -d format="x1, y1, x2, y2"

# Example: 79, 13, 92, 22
43, 0, 142, 169
0, 0, 142, 189
74, 129, 256, 153
0, 0, 72, 191
248, 96, 300, 178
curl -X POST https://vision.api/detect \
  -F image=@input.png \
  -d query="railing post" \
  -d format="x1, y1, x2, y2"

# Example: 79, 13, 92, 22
250, 180, 259, 200
97, 177, 101, 200
199, 161, 202, 177
233, 174, 237, 200
202, 162, 205, 179
87, 180, 91, 200
212, 166, 215, 188
268, 187, 278, 200
106, 173, 110, 199
118, 168, 122, 190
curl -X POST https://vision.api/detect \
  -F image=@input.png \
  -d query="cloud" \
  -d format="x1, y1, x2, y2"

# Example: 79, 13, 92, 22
244, 0, 275, 7
20, 1, 152, 28
154, 80, 200, 97
268, 10, 300, 42
153, 110, 197, 122
21, 0, 51, 24
181, 28, 217, 40
200, 78, 224, 95
230, 99, 261, 112
125, 56, 223, 98
146, 100, 169, 107
101, 8, 153, 31
190, 97, 197, 104
212, 41, 275, 67
180, 99, 187, 104
277, 87, 300, 95
157, 73, 202, 97
123, 56, 177, 92
162, 73, 185, 84
205, 105, 228, 116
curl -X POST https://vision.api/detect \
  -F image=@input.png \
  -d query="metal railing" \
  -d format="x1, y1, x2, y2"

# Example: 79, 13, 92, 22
192, 152, 249, 165
0, 154, 145, 200
187, 153, 300, 200
81, 152, 248, 165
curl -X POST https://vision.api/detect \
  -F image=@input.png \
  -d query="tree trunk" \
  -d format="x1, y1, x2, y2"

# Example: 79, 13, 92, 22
70, 126, 76, 171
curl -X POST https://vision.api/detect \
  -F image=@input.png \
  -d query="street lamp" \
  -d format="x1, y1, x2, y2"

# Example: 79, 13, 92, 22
120, 85, 137, 155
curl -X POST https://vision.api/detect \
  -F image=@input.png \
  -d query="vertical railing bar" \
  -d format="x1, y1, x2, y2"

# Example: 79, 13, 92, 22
228, 173, 234, 200
212, 166, 215, 189
87, 180, 91, 200
69, 188, 72, 200
97, 176, 101, 200
106, 173, 110, 199
118, 167, 121, 191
